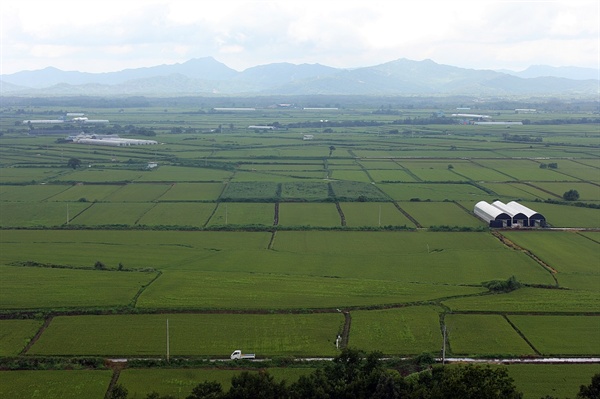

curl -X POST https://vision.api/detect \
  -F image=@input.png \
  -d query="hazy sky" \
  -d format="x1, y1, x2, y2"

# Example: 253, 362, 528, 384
1, 0, 598, 75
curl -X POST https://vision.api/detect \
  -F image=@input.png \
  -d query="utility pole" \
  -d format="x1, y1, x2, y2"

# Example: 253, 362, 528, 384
166, 318, 170, 362
442, 325, 446, 365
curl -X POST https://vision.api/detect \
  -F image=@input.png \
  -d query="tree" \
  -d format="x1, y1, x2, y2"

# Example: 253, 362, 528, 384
577, 373, 600, 399
227, 370, 288, 399
67, 157, 81, 169
110, 384, 128, 399
563, 189, 580, 201
186, 381, 224, 399
94, 260, 107, 270
328, 146, 336, 157
419, 364, 523, 399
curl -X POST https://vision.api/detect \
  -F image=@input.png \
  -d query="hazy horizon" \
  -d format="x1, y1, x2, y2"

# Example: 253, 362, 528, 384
2, 0, 598, 76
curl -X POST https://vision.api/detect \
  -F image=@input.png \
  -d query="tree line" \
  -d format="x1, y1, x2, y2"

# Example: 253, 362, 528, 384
109, 348, 600, 399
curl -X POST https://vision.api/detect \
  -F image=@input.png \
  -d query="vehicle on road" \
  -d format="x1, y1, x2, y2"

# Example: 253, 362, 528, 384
230, 349, 255, 360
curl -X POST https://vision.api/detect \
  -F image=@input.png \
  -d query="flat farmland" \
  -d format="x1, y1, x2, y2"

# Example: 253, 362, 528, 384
53, 168, 145, 182
0, 202, 91, 227
508, 315, 600, 355
504, 364, 600, 399
531, 181, 600, 202
119, 368, 314, 398
479, 182, 553, 200
330, 181, 389, 201
103, 183, 172, 202
340, 202, 414, 227
367, 169, 417, 182
220, 181, 279, 201
0, 230, 272, 271
135, 166, 233, 182
29, 313, 343, 356
378, 183, 488, 201
443, 287, 600, 313
45, 183, 121, 202
207, 202, 275, 226
278, 203, 341, 227
349, 306, 443, 355
397, 161, 466, 182
445, 314, 535, 356
475, 159, 579, 181
0, 265, 156, 309
0, 167, 67, 183
269, 231, 554, 285
281, 182, 330, 201
545, 159, 600, 181
500, 231, 600, 290
136, 270, 485, 309
0, 184, 69, 201
0, 319, 43, 356
447, 162, 516, 181
0, 370, 112, 399
156, 182, 225, 201
398, 201, 484, 227
137, 203, 216, 227
69, 202, 155, 225
328, 169, 371, 182
519, 201, 600, 228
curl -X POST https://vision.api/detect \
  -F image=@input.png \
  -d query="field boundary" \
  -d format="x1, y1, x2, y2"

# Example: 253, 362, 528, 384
492, 231, 559, 286
20, 316, 53, 355
503, 314, 541, 355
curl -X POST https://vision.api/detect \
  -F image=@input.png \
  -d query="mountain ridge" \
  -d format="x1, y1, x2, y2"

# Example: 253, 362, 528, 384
1, 57, 598, 97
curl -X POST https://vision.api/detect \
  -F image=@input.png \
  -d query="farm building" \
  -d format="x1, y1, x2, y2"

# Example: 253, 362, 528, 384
69, 133, 158, 146
474, 201, 512, 227
506, 201, 546, 227
474, 201, 546, 227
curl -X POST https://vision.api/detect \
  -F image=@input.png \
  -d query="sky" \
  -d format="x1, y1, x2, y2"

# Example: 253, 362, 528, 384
1, 0, 599, 75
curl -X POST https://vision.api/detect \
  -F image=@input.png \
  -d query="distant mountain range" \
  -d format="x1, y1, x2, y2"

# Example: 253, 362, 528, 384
1, 57, 598, 97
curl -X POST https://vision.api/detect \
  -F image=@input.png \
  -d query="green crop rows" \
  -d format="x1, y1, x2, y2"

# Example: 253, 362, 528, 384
0, 102, 598, 398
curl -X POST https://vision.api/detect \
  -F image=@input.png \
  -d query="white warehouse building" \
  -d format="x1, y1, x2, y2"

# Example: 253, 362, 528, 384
474, 201, 546, 228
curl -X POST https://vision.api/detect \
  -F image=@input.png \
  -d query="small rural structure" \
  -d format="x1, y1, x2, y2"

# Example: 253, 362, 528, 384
68, 133, 158, 146
474, 200, 546, 227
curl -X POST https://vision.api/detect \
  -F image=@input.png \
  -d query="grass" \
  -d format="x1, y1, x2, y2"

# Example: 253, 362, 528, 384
0, 184, 69, 201
278, 203, 341, 227
220, 181, 279, 201
339, 202, 414, 227
443, 287, 600, 313
508, 315, 600, 355
349, 306, 443, 355
504, 364, 600, 399
0, 202, 91, 227
119, 368, 315, 398
500, 231, 600, 290
70, 202, 155, 225
103, 183, 172, 202
29, 313, 343, 357
136, 270, 485, 310
138, 203, 216, 227
445, 314, 536, 356
157, 182, 225, 201
0, 370, 112, 399
378, 183, 488, 201
281, 182, 330, 201
0, 265, 157, 309
46, 184, 122, 202
330, 181, 389, 201
207, 203, 275, 226
0, 319, 43, 356
398, 201, 484, 227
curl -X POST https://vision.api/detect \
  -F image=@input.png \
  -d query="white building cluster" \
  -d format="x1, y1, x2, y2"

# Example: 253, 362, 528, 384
474, 200, 546, 228
67, 133, 158, 147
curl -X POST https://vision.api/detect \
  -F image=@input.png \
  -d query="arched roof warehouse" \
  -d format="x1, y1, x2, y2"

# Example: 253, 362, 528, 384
474, 201, 512, 227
